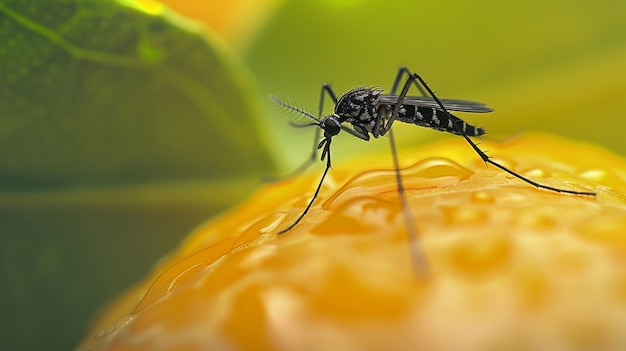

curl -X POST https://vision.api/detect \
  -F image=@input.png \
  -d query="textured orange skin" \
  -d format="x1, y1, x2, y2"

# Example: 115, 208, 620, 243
79, 134, 626, 351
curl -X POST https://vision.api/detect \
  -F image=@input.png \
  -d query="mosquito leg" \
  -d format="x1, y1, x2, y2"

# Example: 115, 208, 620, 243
378, 67, 432, 135
320, 83, 339, 109
385, 69, 430, 276
460, 133, 596, 195
409, 72, 597, 197
378, 72, 418, 136
297, 84, 338, 171
297, 84, 339, 170
269, 84, 339, 182
262, 128, 319, 181
391, 67, 427, 96
278, 137, 333, 234
388, 128, 429, 276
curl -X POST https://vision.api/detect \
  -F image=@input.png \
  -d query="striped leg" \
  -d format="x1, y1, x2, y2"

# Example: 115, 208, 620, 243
395, 69, 596, 196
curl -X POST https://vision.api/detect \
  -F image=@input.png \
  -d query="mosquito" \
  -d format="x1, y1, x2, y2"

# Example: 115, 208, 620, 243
271, 67, 596, 268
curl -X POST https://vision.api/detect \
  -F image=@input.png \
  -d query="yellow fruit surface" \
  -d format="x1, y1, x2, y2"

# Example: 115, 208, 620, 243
79, 134, 626, 351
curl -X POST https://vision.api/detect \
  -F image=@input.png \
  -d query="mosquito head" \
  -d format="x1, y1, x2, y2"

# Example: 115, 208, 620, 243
320, 115, 341, 138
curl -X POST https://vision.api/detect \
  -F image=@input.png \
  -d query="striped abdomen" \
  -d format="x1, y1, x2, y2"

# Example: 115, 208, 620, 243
382, 104, 485, 137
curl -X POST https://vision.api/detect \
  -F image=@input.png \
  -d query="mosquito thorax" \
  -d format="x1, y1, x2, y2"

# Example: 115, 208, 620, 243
321, 116, 341, 137
334, 87, 382, 120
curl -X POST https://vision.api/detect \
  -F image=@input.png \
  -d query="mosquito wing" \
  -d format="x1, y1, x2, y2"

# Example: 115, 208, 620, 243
378, 94, 493, 113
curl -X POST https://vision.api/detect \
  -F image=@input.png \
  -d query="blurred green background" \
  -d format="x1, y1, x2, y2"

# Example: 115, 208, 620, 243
1, 0, 624, 350
241, 0, 626, 167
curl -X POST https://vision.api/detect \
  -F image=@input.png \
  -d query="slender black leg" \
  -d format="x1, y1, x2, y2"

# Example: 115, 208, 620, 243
403, 70, 596, 197
320, 83, 339, 110
304, 84, 339, 163
297, 83, 339, 168
373, 68, 426, 137
380, 72, 418, 136
385, 69, 430, 276
390, 66, 427, 96
278, 137, 333, 234
268, 84, 339, 181
388, 128, 429, 276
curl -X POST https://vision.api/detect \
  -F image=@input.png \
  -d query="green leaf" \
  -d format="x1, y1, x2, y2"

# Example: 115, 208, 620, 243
0, 1, 274, 350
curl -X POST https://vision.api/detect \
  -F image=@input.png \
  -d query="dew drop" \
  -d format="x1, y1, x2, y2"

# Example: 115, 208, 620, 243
577, 210, 626, 250
237, 213, 285, 244
469, 191, 495, 204
446, 233, 511, 277
407, 157, 474, 180
440, 205, 487, 226
579, 169, 606, 182
80, 316, 135, 350
514, 268, 550, 308
113, 315, 134, 331
504, 192, 527, 202
519, 210, 557, 230
579, 168, 626, 189
523, 168, 550, 179
314, 196, 401, 236
131, 237, 239, 315
323, 157, 473, 210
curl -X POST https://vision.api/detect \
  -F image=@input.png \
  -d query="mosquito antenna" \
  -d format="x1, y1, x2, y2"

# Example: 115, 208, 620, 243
271, 95, 321, 123
263, 96, 323, 183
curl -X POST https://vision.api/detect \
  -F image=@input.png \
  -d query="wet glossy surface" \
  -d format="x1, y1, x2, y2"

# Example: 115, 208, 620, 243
79, 135, 626, 351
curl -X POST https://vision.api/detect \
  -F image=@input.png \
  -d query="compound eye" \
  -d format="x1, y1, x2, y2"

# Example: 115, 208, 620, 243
322, 116, 341, 137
